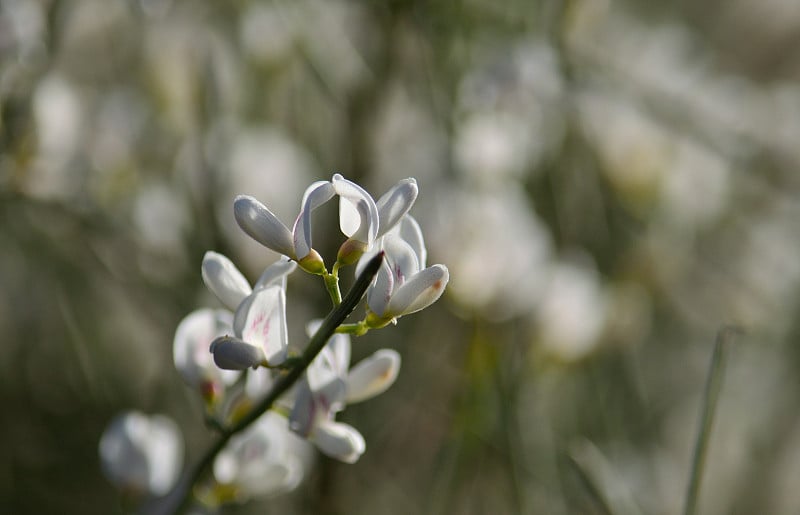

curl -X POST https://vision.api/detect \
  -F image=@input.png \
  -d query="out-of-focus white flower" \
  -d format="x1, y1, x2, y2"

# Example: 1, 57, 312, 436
173, 309, 239, 403
535, 261, 608, 362
204, 253, 295, 368
99, 411, 183, 497
234, 180, 335, 273
431, 184, 551, 320
213, 411, 307, 500
289, 323, 401, 463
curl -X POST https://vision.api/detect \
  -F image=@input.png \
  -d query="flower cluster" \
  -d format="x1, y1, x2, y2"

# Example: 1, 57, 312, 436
99, 174, 448, 510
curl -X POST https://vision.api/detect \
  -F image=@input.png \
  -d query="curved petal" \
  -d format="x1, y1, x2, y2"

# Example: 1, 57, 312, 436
293, 181, 335, 259
234, 195, 295, 257
332, 174, 379, 246
241, 285, 288, 365
310, 420, 366, 464
376, 178, 418, 238
383, 235, 420, 285
366, 260, 394, 317
385, 264, 449, 317
173, 309, 237, 387
289, 379, 315, 437
254, 257, 297, 291
201, 251, 253, 310
396, 215, 427, 269
346, 349, 401, 404
210, 336, 266, 370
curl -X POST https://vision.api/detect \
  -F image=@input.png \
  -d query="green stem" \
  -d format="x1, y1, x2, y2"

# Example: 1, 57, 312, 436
323, 270, 342, 306
334, 322, 369, 336
683, 326, 741, 515
166, 252, 384, 515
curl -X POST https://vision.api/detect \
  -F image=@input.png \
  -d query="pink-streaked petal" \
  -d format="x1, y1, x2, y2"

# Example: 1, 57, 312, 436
386, 264, 449, 317
254, 257, 297, 291
293, 181, 335, 259
397, 215, 427, 269
332, 174, 378, 246
173, 309, 238, 387
346, 349, 401, 404
210, 336, 266, 370
201, 251, 253, 310
376, 178, 418, 238
242, 285, 288, 365
383, 234, 420, 285
234, 195, 295, 257
310, 420, 366, 464
367, 260, 394, 317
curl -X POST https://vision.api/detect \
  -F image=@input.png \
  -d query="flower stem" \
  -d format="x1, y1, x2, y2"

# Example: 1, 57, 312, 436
683, 326, 741, 515
334, 322, 369, 336
323, 270, 342, 306
165, 252, 385, 515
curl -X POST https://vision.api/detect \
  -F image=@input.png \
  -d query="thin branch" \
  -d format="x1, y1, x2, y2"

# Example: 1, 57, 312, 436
163, 251, 384, 515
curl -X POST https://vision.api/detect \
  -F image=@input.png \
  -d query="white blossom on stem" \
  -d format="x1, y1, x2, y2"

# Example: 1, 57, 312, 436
173, 309, 240, 403
360, 217, 449, 327
213, 411, 308, 500
204, 254, 296, 369
289, 323, 401, 463
234, 181, 335, 273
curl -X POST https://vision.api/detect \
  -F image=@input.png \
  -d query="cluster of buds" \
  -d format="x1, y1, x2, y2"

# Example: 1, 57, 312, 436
99, 174, 448, 509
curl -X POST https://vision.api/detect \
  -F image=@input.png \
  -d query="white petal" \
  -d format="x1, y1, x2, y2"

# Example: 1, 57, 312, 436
99, 412, 183, 496
201, 251, 253, 310
367, 260, 394, 317
383, 235, 421, 285
173, 309, 237, 387
332, 174, 379, 245
293, 181, 335, 259
376, 178, 418, 238
385, 264, 449, 317
234, 195, 295, 257
241, 286, 288, 365
210, 336, 266, 370
310, 420, 366, 464
244, 367, 274, 400
346, 349, 401, 404
397, 215, 427, 269
288, 379, 315, 437
254, 257, 297, 291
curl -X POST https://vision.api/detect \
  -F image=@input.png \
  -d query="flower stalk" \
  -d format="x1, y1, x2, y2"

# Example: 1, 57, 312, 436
167, 252, 385, 515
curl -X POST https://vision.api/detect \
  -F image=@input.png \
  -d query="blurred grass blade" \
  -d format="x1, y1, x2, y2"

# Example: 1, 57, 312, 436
569, 439, 645, 515
683, 326, 741, 515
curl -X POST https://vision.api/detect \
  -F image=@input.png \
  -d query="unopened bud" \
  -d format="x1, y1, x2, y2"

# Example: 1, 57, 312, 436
297, 249, 326, 275
336, 238, 368, 267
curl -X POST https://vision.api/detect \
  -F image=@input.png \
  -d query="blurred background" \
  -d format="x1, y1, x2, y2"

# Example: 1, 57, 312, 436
3, 0, 800, 513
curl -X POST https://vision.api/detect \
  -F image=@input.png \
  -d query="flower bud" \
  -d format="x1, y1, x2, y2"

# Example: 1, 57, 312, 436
336, 238, 368, 267
210, 336, 265, 370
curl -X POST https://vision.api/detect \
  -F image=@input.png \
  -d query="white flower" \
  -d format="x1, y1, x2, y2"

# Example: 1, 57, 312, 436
213, 411, 307, 500
360, 216, 449, 326
203, 253, 295, 368
289, 323, 401, 463
98, 411, 184, 497
234, 181, 335, 273
173, 309, 240, 403
334, 175, 418, 264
